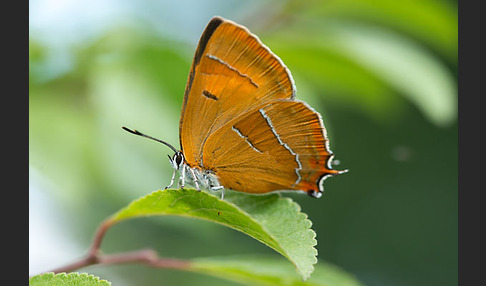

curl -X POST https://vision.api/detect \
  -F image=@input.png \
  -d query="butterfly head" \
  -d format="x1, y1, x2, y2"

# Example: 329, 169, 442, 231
168, 151, 185, 171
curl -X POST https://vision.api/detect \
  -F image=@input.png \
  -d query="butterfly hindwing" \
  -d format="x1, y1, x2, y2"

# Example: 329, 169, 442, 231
201, 100, 341, 194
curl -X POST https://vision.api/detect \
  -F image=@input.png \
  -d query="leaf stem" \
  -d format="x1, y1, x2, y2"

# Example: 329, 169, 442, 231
41, 218, 190, 275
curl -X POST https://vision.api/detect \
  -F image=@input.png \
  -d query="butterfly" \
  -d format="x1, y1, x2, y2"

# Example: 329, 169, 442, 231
123, 16, 346, 199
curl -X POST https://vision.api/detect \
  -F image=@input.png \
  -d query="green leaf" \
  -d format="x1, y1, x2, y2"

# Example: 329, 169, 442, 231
190, 255, 363, 286
29, 272, 111, 286
297, 0, 458, 61
329, 23, 457, 127
110, 189, 317, 280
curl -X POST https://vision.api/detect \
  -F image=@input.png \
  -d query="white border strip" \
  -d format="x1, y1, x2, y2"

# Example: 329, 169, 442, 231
259, 108, 302, 186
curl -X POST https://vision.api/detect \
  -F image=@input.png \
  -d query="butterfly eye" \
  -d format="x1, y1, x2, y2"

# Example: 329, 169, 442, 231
173, 152, 184, 168
167, 153, 184, 170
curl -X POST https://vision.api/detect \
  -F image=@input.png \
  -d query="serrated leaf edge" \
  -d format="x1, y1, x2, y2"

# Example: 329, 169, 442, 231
110, 188, 317, 280
29, 272, 111, 285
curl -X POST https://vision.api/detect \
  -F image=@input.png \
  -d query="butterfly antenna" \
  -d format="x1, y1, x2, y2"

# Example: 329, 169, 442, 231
122, 126, 178, 153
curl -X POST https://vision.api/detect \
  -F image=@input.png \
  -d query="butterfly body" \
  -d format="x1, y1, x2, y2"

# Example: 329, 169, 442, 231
124, 16, 346, 199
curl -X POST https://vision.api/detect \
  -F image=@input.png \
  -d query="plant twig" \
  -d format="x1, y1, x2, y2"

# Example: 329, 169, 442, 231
41, 218, 190, 275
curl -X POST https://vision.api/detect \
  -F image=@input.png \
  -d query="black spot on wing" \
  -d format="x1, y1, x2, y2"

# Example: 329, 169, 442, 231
203, 90, 218, 100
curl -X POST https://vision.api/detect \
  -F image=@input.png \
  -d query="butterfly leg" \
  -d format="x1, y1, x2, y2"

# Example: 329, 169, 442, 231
180, 164, 186, 189
210, 186, 225, 199
188, 167, 201, 191
165, 169, 177, 189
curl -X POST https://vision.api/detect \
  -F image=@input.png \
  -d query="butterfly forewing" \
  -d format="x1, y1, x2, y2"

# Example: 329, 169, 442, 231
180, 17, 295, 167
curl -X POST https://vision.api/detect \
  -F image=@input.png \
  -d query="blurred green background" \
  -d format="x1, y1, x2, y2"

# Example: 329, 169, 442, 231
29, 0, 457, 285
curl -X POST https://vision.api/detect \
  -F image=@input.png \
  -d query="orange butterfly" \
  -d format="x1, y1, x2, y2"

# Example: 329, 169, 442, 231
124, 16, 346, 199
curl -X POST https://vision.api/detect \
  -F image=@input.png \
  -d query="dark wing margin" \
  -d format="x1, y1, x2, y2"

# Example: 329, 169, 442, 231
179, 16, 224, 149
193, 16, 224, 67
